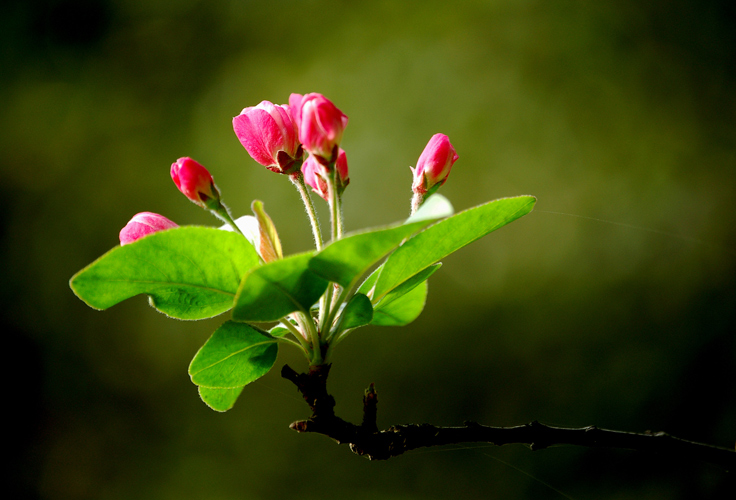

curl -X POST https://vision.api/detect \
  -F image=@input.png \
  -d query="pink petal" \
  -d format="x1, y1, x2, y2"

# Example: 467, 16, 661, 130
233, 108, 282, 167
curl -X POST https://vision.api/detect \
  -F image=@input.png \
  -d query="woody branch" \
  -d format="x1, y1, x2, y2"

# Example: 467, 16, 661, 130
281, 364, 736, 468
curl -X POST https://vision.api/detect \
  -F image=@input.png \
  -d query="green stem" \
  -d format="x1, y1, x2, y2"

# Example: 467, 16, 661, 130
306, 316, 323, 366
289, 310, 322, 365
315, 166, 340, 334
322, 330, 347, 363
327, 165, 344, 242
275, 335, 309, 356
336, 195, 344, 240
280, 315, 310, 352
410, 192, 423, 216
291, 173, 323, 251
322, 285, 355, 343
324, 167, 348, 318
211, 202, 244, 236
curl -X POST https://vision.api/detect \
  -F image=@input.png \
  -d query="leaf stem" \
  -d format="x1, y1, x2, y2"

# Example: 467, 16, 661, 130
307, 321, 323, 366
279, 315, 310, 351
289, 309, 322, 365
322, 284, 357, 344
275, 334, 309, 354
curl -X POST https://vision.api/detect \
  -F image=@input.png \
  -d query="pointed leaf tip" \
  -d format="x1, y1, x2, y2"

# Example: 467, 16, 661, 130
373, 195, 535, 301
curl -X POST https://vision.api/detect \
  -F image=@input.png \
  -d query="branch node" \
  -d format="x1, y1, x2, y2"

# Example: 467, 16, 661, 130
361, 382, 379, 433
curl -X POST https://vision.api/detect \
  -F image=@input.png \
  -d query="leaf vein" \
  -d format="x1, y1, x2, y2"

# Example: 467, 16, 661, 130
192, 340, 277, 375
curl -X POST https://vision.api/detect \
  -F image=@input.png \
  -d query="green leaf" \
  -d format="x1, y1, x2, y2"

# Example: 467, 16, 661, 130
377, 263, 441, 307
232, 253, 328, 322
70, 226, 261, 320
198, 386, 245, 412
372, 281, 429, 326
309, 224, 425, 289
373, 195, 536, 302
189, 321, 278, 388
337, 293, 373, 330
309, 194, 453, 290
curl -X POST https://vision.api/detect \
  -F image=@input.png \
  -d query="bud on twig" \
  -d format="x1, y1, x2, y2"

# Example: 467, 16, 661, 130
170, 157, 221, 209
410, 134, 458, 214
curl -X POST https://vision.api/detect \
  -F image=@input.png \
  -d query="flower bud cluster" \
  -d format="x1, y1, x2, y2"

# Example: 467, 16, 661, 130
232, 93, 351, 200
119, 92, 458, 246
108, 90, 462, 375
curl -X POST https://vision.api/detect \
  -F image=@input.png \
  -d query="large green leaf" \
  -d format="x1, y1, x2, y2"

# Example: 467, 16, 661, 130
198, 386, 245, 412
232, 253, 328, 322
371, 281, 429, 326
189, 321, 278, 388
309, 194, 454, 290
70, 226, 261, 320
373, 195, 536, 301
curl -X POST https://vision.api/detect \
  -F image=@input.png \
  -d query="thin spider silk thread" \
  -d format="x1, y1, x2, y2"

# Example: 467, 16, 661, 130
535, 210, 734, 255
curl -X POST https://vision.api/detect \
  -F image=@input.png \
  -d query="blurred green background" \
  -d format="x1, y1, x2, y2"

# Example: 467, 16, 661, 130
3, 0, 735, 498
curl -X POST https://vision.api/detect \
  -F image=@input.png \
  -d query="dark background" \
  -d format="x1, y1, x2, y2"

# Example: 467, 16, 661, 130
3, 0, 735, 498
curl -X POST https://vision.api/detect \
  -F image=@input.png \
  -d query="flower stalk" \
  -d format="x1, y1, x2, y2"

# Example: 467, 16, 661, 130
291, 172, 324, 251
210, 203, 244, 237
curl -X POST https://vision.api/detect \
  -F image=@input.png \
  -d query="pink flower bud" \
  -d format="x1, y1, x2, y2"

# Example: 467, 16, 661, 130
119, 212, 178, 245
170, 157, 220, 208
289, 93, 348, 163
233, 101, 302, 174
302, 149, 349, 201
411, 134, 458, 195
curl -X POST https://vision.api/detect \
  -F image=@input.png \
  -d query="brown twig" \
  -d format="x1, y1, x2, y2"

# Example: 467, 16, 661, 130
281, 364, 736, 468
